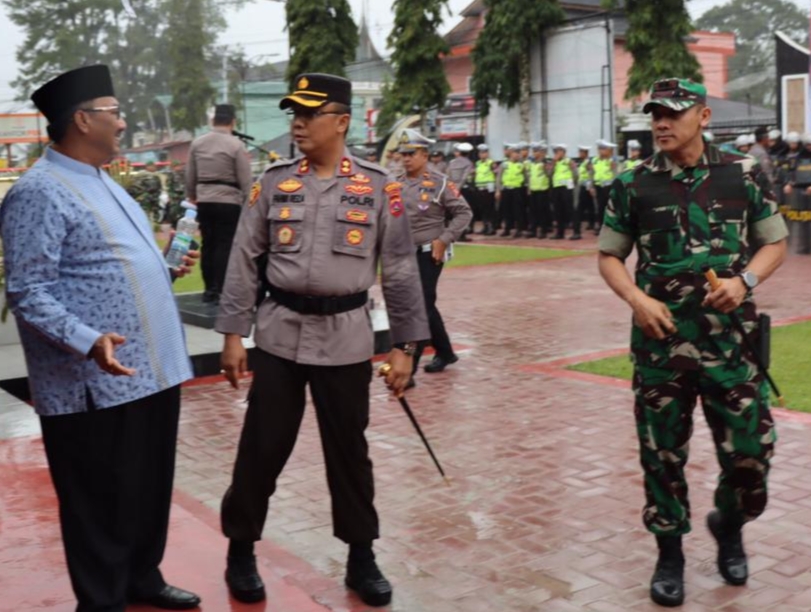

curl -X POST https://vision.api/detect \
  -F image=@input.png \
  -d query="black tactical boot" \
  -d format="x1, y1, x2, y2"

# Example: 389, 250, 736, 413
345, 544, 392, 607
707, 509, 748, 585
650, 535, 685, 607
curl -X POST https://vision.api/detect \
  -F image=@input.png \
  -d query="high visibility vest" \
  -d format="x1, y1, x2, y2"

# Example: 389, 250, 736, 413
625, 158, 643, 171
502, 161, 525, 188
593, 157, 615, 186
529, 160, 550, 191
475, 159, 496, 186
552, 159, 574, 188
578, 158, 590, 182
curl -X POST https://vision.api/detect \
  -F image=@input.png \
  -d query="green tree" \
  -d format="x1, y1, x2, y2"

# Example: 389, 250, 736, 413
696, 0, 807, 108
4, 0, 229, 142
167, 0, 219, 133
376, 0, 451, 134
604, 0, 702, 100
285, 0, 358, 88
471, 0, 565, 140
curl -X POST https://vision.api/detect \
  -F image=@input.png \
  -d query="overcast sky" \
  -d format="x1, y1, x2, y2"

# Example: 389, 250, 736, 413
0, 0, 809, 111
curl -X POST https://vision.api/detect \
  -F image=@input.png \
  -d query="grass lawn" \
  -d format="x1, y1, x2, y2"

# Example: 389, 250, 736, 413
170, 242, 587, 295
568, 320, 811, 413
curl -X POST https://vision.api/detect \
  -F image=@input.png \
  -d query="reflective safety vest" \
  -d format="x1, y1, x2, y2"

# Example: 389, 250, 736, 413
552, 158, 574, 188
578, 158, 591, 183
529, 160, 550, 191
593, 157, 615, 186
501, 161, 525, 188
625, 158, 643, 171
475, 159, 496, 186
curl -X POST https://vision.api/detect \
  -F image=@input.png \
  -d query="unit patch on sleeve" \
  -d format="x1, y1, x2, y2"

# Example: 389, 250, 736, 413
249, 181, 262, 207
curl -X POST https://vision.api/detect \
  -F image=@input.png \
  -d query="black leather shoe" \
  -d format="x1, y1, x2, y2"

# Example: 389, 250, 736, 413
707, 509, 748, 585
424, 354, 459, 373
345, 559, 393, 607
132, 585, 201, 610
569, 233, 582, 240
226, 555, 266, 603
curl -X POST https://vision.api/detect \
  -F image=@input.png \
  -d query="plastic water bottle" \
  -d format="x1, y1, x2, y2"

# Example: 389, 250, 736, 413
165, 208, 198, 270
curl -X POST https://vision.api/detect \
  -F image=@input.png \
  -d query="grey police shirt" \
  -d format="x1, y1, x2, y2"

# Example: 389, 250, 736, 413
216, 150, 429, 365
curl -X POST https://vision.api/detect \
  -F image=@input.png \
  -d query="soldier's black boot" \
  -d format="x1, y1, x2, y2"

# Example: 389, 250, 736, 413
345, 544, 393, 607
650, 535, 685, 607
707, 509, 748, 585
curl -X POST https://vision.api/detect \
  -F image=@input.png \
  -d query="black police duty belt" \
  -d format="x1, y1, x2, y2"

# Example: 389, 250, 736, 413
197, 179, 241, 189
268, 284, 368, 315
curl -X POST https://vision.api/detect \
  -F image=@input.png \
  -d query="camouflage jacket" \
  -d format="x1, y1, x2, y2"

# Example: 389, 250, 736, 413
599, 144, 788, 369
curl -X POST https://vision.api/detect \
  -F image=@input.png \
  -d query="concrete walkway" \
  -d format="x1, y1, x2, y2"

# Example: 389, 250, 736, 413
3, 233, 811, 611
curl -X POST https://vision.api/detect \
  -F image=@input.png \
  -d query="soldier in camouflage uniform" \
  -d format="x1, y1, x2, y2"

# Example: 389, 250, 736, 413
127, 162, 163, 223
164, 161, 188, 226
598, 79, 788, 608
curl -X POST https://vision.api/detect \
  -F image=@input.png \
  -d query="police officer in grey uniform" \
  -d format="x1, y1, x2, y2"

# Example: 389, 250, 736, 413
396, 129, 473, 377
186, 104, 252, 303
215, 74, 429, 607
447, 142, 475, 240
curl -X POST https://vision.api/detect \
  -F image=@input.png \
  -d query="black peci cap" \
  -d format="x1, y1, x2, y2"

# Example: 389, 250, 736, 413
31, 65, 115, 124
279, 73, 352, 110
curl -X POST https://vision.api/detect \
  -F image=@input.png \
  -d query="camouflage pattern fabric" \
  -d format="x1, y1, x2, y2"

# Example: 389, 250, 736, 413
634, 356, 775, 536
598, 144, 787, 535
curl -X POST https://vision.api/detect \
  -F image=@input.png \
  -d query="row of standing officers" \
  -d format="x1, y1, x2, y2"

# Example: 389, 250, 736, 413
420, 139, 644, 241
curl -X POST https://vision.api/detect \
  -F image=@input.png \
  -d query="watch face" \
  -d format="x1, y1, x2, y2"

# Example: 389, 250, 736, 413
743, 271, 758, 288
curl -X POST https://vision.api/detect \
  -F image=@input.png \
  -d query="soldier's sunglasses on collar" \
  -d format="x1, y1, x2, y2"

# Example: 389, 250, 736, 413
80, 105, 125, 119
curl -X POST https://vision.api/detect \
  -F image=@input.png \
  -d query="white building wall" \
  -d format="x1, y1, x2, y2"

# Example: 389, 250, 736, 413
484, 18, 613, 159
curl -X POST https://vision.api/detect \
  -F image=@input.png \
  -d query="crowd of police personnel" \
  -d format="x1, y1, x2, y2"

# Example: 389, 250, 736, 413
383, 139, 645, 242
719, 127, 811, 253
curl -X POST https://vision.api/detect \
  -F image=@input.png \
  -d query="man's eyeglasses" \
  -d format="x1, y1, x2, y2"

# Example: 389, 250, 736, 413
285, 107, 348, 121
80, 105, 125, 119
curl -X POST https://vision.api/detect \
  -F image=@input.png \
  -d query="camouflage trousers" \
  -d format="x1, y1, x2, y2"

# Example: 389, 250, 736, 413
632, 361, 776, 536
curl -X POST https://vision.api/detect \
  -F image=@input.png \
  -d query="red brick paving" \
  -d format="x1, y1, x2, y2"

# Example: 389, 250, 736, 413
3, 236, 811, 610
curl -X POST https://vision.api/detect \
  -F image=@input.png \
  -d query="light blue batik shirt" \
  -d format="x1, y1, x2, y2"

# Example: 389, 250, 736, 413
0, 148, 192, 416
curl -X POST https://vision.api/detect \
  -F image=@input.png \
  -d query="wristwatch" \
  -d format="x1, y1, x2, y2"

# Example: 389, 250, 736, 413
393, 341, 418, 357
738, 270, 759, 290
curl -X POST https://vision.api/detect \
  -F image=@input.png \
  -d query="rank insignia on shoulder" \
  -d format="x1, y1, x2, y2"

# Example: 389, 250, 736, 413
298, 159, 310, 174
277, 178, 303, 193
340, 157, 352, 175
350, 173, 371, 184
277, 225, 295, 245
346, 228, 364, 245
345, 184, 374, 196
279, 206, 292, 220
346, 209, 370, 223
249, 181, 262, 207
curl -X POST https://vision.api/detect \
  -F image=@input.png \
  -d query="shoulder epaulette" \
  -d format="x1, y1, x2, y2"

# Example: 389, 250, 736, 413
353, 156, 388, 176
264, 157, 297, 174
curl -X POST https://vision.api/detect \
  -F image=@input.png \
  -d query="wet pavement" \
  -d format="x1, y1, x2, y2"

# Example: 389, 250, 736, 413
3, 232, 811, 611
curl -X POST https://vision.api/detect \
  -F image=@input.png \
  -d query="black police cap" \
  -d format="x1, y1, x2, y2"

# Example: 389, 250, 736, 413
280, 73, 352, 110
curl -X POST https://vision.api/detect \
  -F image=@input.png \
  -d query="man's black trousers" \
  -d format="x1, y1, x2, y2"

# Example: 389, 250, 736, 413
412, 249, 454, 371
221, 350, 379, 545
40, 386, 180, 612
197, 201, 242, 297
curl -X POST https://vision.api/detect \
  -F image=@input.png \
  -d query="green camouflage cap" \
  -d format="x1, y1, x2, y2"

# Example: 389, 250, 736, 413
642, 78, 707, 114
